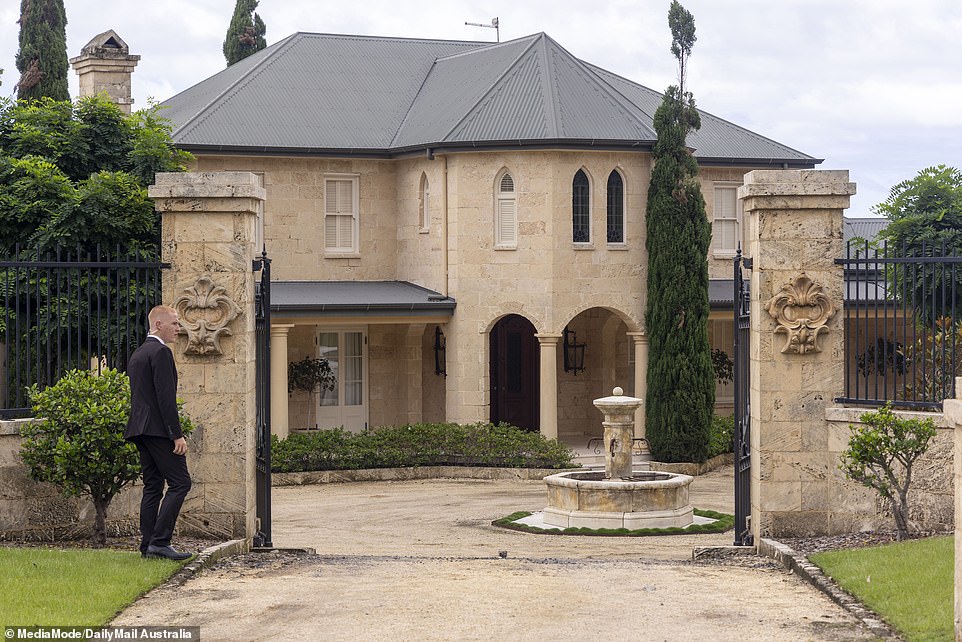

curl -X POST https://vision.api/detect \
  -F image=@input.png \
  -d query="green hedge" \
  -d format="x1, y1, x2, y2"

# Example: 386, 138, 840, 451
271, 422, 576, 473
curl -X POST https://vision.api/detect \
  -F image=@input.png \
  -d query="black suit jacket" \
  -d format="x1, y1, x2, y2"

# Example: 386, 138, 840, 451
125, 336, 182, 441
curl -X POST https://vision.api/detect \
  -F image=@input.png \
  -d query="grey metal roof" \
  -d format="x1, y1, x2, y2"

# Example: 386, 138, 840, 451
162, 32, 819, 166
709, 279, 736, 309
843, 217, 888, 244
271, 280, 456, 317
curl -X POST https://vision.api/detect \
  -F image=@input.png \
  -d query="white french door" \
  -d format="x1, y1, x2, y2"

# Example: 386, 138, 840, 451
315, 327, 368, 432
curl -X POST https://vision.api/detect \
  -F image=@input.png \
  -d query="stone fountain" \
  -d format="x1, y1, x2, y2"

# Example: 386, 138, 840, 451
542, 387, 694, 530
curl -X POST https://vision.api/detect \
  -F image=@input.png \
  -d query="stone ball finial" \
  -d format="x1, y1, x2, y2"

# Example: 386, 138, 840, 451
613, 387, 623, 396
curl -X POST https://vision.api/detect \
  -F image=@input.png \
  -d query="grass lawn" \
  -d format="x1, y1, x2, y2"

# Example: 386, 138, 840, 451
0, 547, 187, 627
810, 535, 952, 642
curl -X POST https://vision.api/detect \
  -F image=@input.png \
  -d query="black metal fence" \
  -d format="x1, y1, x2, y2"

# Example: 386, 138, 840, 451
836, 240, 961, 410
0, 246, 168, 418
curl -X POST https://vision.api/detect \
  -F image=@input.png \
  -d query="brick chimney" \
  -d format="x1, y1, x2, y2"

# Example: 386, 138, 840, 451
69, 30, 140, 114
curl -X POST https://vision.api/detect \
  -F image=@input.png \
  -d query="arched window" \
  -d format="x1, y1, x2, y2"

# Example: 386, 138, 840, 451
607, 170, 625, 243
495, 170, 517, 248
572, 169, 590, 243
418, 173, 430, 232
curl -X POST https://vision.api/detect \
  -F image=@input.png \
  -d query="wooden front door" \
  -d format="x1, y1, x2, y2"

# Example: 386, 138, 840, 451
490, 315, 539, 431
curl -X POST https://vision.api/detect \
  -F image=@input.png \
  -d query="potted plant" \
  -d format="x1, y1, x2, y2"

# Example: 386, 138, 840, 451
288, 356, 336, 430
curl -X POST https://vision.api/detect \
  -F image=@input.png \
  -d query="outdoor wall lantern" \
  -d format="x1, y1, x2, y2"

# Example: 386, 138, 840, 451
434, 326, 447, 377
563, 326, 586, 375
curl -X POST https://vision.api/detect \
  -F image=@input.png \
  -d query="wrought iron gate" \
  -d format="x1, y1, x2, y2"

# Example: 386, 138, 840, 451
733, 249, 753, 546
253, 250, 272, 548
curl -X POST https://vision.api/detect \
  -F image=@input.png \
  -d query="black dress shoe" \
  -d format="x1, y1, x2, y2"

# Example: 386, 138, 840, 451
145, 545, 192, 561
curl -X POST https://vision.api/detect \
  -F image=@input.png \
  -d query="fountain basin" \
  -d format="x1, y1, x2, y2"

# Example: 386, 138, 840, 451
543, 470, 694, 530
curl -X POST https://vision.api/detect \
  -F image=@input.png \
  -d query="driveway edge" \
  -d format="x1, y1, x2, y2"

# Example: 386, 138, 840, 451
163, 538, 250, 588
758, 537, 899, 639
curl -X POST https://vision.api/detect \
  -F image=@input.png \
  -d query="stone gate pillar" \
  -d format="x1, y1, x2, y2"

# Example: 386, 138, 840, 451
149, 172, 265, 541
739, 170, 855, 543
943, 377, 962, 640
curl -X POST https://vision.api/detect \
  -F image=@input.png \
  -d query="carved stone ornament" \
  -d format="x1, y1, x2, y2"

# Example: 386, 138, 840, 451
174, 275, 241, 355
765, 274, 837, 355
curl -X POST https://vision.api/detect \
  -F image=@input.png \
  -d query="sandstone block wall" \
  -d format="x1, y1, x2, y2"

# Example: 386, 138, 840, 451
0, 419, 141, 540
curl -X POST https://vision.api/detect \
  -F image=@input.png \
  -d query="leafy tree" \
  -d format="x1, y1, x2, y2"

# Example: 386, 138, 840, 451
20, 369, 195, 546
643, 1, 714, 463
875, 165, 962, 321
839, 403, 936, 541
15, 0, 69, 101
0, 95, 192, 254
223, 0, 267, 66
0, 97, 191, 409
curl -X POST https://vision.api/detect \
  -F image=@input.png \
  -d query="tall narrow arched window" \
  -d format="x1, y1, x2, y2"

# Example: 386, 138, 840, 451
418, 173, 430, 232
572, 169, 590, 243
607, 170, 625, 243
495, 170, 517, 248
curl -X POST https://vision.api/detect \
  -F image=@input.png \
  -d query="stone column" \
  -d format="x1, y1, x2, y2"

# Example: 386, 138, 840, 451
404, 324, 427, 424
739, 170, 855, 542
270, 324, 295, 439
149, 171, 266, 541
943, 376, 962, 641
535, 334, 561, 440
626, 331, 648, 449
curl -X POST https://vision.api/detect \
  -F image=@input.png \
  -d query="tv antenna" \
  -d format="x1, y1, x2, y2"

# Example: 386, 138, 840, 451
465, 17, 499, 42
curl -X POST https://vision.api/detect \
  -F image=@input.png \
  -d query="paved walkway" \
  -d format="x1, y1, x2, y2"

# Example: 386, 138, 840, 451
115, 466, 874, 641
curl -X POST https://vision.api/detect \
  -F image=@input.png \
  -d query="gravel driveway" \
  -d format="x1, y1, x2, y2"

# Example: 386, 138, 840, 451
114, 466, 876, 641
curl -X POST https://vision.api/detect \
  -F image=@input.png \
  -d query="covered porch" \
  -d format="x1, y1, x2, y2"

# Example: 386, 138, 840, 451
267, 281, 455, 438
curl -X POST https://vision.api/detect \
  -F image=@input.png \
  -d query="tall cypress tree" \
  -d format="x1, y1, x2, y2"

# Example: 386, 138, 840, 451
223, 0, 267, 67
644, 1, 714, 463
15, 0, 69, 101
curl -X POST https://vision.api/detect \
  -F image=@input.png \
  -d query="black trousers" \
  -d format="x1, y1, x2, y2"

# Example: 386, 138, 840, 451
134, 436, 192, 552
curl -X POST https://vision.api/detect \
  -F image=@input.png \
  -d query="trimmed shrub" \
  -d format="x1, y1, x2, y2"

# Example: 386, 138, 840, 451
707, 414, 734, 460
271, 422, 575, 473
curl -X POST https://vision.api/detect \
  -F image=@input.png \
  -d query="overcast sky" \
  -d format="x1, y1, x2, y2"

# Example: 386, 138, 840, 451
1, 0, 960, 215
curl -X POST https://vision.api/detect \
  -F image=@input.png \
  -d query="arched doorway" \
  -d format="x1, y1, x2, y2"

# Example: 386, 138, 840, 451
489, 314, 539, 431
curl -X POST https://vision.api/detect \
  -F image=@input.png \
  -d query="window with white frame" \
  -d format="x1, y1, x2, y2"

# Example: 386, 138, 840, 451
495, 170, 517, 248
324, 175, 359, 254
712, 185, 742, 256
418, 173, 430, 233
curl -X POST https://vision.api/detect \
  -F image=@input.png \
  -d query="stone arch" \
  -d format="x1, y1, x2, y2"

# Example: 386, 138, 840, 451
488, 313, 540, 432
556, 306, 638, 446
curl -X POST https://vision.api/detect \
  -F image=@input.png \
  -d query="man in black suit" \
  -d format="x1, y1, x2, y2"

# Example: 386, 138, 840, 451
125, 304, 193, 561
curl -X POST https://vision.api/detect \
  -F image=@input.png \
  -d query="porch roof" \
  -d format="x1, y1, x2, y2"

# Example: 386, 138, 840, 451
709, 279, 735, 309
270, 280, 456, 318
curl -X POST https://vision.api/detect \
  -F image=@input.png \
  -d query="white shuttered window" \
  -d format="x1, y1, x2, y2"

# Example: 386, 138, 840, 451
495, 171, 517, 248
325, 176, 359, 253
712, 185, 742, 256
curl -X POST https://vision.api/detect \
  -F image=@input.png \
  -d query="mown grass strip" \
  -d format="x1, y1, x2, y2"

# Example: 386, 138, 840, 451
0, 547, 188, 626
492, 508, 733, 536
810, 535, 952, 642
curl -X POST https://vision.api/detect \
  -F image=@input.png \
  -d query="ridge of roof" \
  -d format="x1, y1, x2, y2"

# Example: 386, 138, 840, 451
438, 34, 545, 143
540, 33, 657, 140
388, 36, 516, 148
172, 32, 300, 141
536, 34, 561, 138
433, 33, 538, 62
